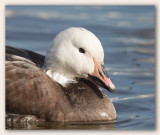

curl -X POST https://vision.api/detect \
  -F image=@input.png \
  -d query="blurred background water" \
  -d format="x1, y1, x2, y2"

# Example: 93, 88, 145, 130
5, 5, 155, 130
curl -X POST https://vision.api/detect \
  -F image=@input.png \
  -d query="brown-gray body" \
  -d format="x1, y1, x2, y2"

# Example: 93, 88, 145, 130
6, 46, 116, 122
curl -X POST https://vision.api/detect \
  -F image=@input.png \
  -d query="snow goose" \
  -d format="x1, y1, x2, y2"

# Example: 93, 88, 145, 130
6, 27, 116, 122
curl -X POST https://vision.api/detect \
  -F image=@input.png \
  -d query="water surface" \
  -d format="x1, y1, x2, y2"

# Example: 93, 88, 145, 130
5, 5, 155, 130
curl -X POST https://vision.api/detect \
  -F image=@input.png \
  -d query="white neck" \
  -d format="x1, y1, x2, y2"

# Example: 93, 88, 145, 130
45, 69, 77, 87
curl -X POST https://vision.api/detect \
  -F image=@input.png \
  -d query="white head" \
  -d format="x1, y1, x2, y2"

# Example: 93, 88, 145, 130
44, 27, 115, 92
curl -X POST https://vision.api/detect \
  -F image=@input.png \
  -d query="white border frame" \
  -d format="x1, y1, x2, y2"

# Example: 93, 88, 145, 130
0, 0, 159, 134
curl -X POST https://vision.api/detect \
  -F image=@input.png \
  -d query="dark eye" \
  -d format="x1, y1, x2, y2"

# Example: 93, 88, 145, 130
79, 48, 85, 53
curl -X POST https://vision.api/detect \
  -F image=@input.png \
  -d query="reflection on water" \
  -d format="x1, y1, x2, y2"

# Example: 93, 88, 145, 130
5, 5, 155, 130
6, 120, 117, 130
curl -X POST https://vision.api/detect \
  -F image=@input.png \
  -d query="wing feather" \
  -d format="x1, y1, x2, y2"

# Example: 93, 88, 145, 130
5, 46, 68, 121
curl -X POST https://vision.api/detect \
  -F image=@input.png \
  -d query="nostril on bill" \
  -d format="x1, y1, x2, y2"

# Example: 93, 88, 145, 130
101, 64, 109, 78
98, 69, 103, 77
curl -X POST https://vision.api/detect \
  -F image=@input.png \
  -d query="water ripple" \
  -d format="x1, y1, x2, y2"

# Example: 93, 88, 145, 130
111, 94, 154, 102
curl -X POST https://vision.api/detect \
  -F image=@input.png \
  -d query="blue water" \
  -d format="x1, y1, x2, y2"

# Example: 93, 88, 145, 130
5, 5, 155, 130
